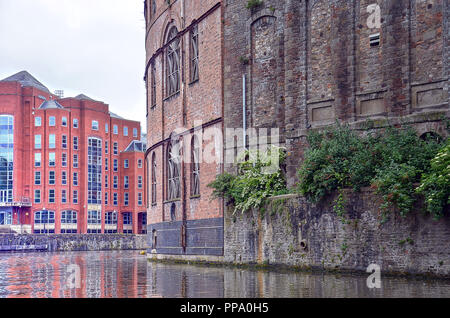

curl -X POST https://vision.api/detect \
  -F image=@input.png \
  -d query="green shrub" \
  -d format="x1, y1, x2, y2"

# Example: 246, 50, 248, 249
246, 0, 264, 10
208, 146, 288, 215
297, 123, 444, 219
416, 139, 450, 219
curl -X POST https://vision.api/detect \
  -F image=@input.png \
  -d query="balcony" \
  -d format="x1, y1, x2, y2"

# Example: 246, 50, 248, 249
0, 197, 32, 208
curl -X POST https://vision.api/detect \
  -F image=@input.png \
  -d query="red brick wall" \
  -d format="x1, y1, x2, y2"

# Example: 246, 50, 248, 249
223, 0, 449, 187
145, 1, 224, 226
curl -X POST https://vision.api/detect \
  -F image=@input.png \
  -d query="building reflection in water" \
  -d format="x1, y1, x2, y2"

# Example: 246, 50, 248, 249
0, 251, 449, 298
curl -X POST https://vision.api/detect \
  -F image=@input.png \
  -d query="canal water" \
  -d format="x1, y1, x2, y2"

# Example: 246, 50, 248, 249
0, 250, 448, 298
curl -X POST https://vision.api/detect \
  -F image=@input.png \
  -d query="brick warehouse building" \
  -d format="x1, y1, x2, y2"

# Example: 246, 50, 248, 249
144, 0, 224, 258
145, 0, 448, 261
0, 71, 147, 234
223, 0, 449, 187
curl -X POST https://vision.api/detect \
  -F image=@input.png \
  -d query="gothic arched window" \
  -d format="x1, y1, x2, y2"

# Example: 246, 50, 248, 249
151, 62, 156, 108
165, 26, 180, 97
151, 152, 157, 204
191, 135, 200, 196
190, 24, 199, 82
167, 141, 181, 200
151, 0, 156, 17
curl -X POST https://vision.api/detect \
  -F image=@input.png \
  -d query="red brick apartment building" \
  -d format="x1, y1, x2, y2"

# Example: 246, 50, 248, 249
144, 0, 224, 258
0, 71, 147, 234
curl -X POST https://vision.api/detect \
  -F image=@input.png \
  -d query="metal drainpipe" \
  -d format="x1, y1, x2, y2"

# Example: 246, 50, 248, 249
243, 74, 247, 150
181, 0, 187, 253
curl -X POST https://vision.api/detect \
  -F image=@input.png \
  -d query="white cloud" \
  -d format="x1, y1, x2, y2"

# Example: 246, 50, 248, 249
0, 0, 147, 131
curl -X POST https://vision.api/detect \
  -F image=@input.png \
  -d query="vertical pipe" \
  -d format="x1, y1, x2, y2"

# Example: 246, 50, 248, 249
243, 74, 246, 150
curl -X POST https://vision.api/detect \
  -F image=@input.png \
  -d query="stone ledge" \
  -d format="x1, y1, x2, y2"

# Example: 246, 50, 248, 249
147, 253, 224, 263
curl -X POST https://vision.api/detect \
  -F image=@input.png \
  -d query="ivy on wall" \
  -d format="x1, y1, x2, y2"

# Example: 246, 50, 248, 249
209, 122, 448, 221
297, 122, 447, 220
208, 146, 288, 215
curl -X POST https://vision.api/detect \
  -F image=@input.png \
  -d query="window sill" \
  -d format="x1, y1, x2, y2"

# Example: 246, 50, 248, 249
163, 91, 180, 102
188, 78, 199, 86
164, 199, 181, 204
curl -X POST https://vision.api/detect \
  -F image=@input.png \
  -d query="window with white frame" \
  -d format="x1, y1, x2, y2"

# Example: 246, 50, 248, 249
35, 153, 41, 167
73, 172, 78, 186
49, 134, 56, 149
62, 153, 67, 167
34, 171, 41, 185
138, 192, 143, 206
62, 171, 67, 185
48, 189, 55, 203
49, 152, 56, 167
113, 175, 118, 189
34, 190, 41, 204
35, 135, 41, 149
73, 154, 78, 168
49, 171, 55, 185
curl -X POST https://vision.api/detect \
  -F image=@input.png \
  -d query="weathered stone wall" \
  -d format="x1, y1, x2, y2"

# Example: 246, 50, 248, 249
223, 0, 450, 187
224, 191, 450, 277
0, 234, 147, 252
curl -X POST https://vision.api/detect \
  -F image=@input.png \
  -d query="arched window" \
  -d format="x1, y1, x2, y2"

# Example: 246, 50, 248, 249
420, 132, 443, 143
191, 135, 200, 196
61, 210, 77, 234
190, 24, 199, 82
61, 210, 77, 224
170, 203, 176, 222
167, 141, 181, 200
145, 0, 156, 22
151, 0, 156, 18
152, 229, 157, 248
165, 26, 180, 97
151, 152, 157, 204
34, 210, 55, 234
151, 62, 156, 108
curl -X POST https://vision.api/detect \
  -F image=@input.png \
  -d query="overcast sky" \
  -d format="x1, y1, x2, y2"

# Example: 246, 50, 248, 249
0, 0, 147, 130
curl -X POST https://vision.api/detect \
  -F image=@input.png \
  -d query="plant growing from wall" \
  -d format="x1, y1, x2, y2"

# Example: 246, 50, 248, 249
297, 122, 445, 220
246, 0, 264, 10
208, 145, 288, 215
239, 56, 250, 65
416, 139, 450, 219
